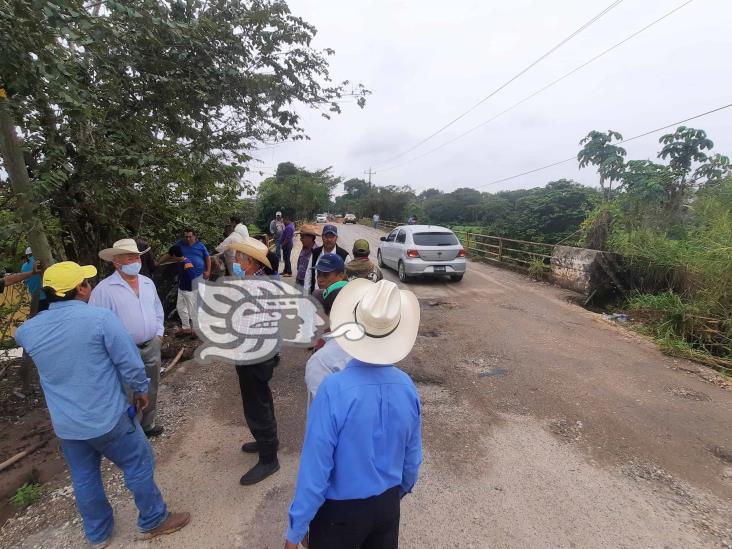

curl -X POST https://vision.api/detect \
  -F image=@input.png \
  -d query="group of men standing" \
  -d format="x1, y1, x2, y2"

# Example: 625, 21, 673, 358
11, 214, 421, 549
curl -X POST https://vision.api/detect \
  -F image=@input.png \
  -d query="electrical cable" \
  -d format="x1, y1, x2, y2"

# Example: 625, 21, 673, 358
371, 0, 624, 168
375, 0, 694, 175
470, 102, 732, 190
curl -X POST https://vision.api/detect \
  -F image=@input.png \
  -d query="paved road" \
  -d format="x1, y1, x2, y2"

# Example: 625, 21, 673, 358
9, 223, 732, 548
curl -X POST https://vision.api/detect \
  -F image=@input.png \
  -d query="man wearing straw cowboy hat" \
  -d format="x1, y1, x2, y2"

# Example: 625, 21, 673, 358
295, 223, 321, 288
285, 279, 423, 549
226, 236, 282, 485
90, 238, 166, 438
15, 261, 190, 547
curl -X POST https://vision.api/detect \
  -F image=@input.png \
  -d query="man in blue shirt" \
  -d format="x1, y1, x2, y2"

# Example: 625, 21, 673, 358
176, 228, 211, 280
285, 279, 422, 549
15, 262, 189, 547
20, 247, 47, 312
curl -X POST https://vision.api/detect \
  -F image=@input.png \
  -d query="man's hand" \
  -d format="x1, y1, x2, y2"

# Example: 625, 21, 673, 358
283, 541, 298, 549
134, 393, 150, 412
32, 260, 43, 274
203, 270, 211, 280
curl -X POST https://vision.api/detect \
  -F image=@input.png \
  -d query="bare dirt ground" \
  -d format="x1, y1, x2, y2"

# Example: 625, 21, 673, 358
2, 222, 732, 548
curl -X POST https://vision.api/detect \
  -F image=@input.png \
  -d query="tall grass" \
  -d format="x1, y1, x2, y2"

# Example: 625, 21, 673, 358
614, 180, 732, 361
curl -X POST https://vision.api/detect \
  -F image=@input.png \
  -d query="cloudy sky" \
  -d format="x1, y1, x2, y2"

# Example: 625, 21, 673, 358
250, 0, 732, 196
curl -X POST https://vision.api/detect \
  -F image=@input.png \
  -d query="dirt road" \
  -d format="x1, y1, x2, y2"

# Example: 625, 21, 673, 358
3, 223, 732, 548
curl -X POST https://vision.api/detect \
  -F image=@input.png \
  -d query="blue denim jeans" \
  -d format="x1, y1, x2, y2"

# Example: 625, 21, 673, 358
275, 238, 282, 262
61, 412, 168, 543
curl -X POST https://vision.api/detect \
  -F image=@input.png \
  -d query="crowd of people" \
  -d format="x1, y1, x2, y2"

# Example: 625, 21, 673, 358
6, 211, 421, 549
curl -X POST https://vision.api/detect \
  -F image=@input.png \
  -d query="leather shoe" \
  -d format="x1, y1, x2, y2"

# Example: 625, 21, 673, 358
140, 511, 190, 540
240, 459, 280, 485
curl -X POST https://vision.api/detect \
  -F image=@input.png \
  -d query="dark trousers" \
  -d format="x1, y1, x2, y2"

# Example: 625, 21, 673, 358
282, 241, 293, 274
309, 486, 401, 549
234, 356, 279, 461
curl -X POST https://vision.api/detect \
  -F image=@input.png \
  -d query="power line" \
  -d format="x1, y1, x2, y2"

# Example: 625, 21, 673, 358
375, 0, 694, 175
468, 102, 732, 190
371, 0, 624, 169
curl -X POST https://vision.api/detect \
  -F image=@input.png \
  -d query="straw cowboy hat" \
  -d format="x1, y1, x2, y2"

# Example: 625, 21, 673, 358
228, 236, 272, 270
99, 238, 150, 262
298, 223, 322, 237
330, 279, 420, 364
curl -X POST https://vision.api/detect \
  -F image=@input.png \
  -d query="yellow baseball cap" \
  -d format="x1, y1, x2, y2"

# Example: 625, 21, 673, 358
42, 261, 97, 297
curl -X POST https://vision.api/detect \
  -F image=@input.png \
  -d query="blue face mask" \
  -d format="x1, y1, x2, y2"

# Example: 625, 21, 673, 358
232, 263, 244, 278
120, 262, 142, 276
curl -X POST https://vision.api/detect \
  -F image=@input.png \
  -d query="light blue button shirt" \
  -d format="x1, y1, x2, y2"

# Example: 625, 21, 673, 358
15, 301, 149, 440
89, 271, 164, 345
287, 359, 422, 544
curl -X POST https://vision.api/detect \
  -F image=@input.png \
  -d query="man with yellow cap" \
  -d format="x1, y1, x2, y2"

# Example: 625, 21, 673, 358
15, 262, 189, 548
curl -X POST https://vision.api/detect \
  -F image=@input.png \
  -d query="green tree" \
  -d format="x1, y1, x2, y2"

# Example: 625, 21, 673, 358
256, 163, 340, 227
0, 0, 368, 265
577, 130, 626, 202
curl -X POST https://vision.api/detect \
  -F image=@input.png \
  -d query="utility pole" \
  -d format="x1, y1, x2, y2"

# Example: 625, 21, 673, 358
364, 167, 374, 188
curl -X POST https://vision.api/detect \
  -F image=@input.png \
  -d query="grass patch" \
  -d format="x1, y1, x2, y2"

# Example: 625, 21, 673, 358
10, 483, 43, 509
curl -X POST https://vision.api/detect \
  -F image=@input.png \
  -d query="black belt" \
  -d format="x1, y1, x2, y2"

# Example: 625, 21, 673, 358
137, 339, 153, 349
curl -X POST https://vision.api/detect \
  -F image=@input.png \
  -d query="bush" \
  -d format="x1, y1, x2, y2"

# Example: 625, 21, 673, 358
10, 483, 43, 509
617, 179, 732, 361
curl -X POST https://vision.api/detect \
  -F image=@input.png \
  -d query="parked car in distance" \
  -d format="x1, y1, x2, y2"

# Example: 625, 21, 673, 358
344, 213, 357, 224
377, 225, 466, 282
315, 213, 327, 223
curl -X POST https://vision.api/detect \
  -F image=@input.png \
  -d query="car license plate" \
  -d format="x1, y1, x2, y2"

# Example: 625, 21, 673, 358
433, 266, 446, 273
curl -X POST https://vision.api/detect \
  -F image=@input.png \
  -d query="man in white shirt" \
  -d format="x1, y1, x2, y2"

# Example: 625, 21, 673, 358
90, 239, 166, 437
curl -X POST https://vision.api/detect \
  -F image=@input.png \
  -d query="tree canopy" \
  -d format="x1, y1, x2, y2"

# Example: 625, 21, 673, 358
0, 0, 367, 266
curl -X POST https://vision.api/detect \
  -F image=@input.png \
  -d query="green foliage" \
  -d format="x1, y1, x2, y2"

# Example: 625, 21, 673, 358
256, 163, 340, 227
10, 483, 43, 509
0, 0, 367, 265
577, 130, 626, 201
528, 258, 549, 280
615, 178, 732, 359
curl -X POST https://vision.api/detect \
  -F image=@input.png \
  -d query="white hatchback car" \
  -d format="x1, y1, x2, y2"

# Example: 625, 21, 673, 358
315, 213, 327, 223
377, 225, 466, 282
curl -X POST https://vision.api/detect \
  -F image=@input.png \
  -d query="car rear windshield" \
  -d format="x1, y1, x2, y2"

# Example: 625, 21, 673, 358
413, 232, 459, 246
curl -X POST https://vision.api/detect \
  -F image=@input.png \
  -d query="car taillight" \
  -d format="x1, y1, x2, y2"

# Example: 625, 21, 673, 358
457, 249, 466, 257
406, 249, 420, 258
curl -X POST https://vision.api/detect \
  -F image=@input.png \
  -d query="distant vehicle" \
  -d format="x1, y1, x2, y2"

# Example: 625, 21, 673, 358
377, 225, 466, 282
344, 213, 357, 224
315, 213, 327, 223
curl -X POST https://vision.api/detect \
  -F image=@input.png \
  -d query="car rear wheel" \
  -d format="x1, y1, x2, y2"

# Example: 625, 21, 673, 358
450, 273, 464, 282
377, 250, 385, 268
398, 261, 411, 283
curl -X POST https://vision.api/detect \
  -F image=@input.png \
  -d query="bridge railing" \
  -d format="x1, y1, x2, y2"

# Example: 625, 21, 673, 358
360, 219, 557, 272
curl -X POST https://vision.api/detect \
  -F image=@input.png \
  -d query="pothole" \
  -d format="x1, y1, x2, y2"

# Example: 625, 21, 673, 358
664, 385, 712, 402
418, 329, 442, 338
419, 298, 457, 309
709, 445, 732, 464
478, 368, 509, 378
548, 418, 583, 442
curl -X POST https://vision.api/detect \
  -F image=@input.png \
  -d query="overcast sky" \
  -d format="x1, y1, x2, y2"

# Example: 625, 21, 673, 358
249, 0, 732, 196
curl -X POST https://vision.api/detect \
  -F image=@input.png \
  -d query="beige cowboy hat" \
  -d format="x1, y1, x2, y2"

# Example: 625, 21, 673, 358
228, 236, 272, 270
330, 279, 420, 364
297, 223, 322, 237
99, 238, 150, 262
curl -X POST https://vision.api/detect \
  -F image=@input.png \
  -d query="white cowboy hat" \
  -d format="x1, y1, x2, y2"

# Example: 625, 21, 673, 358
330, 279, 420, 365
228, 236, 272, 270
99, 238, 150, 262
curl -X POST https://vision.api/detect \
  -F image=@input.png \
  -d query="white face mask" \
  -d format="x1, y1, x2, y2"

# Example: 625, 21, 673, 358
119, 262, 142, 276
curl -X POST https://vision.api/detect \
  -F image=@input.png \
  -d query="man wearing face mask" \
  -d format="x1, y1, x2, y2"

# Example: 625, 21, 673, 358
90, 239, 166, 438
